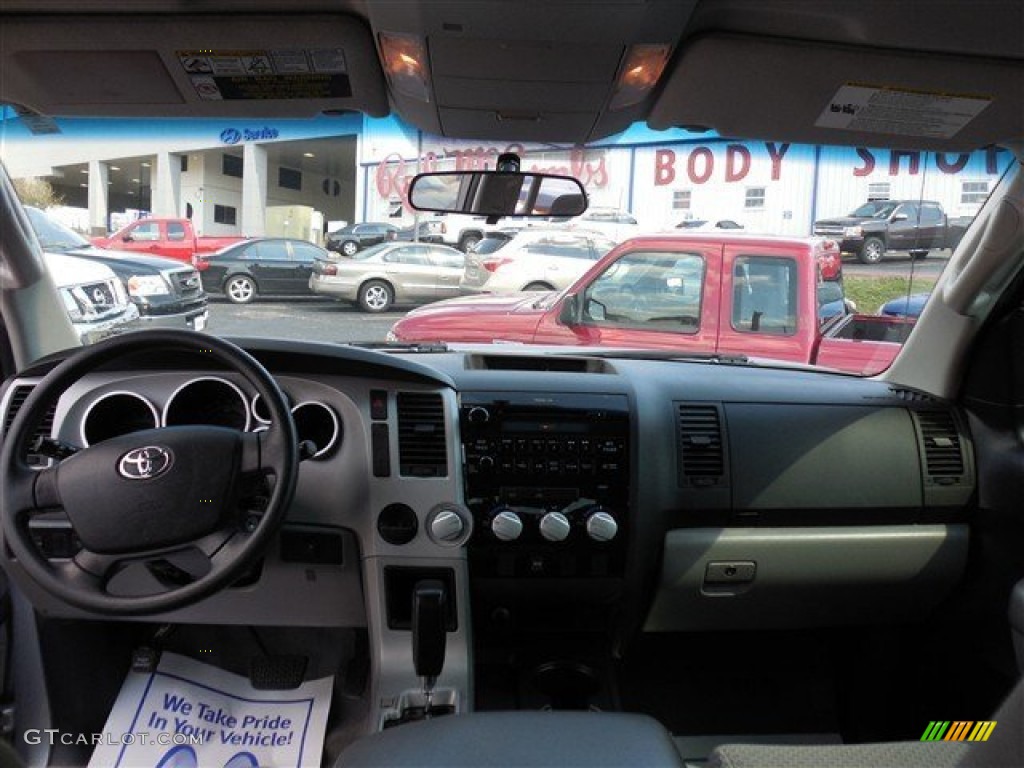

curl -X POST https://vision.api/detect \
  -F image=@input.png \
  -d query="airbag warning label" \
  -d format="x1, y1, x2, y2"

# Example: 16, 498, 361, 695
815, 83, 991, 139
177, 49, 351, 101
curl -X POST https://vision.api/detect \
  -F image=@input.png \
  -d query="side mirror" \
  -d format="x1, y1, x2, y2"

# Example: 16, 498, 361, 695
122, 234, 134, 242
891, 213, 908, 222
558, 294, 581, 326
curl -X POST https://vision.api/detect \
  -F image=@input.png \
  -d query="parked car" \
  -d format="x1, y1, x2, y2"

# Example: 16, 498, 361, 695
394, 220, 446, 244
461, 230, 616, 294
91, 217, 245, 267
325, 222, 398, 256
25, 207, 209, 331
564, 206, 643, 241
41, 251, 139, 343
199, 238, 329, 303
813, 200, 971, 264
393, 233, 895, 374
677, 218, 745, 230
310, 241, 465, 312
880, 292, 930, 318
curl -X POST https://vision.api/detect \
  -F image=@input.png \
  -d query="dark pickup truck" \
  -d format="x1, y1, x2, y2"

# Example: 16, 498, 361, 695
813, 200, 971, 264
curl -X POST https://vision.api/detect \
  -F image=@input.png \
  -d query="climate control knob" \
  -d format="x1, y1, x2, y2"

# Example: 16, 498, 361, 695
490, 508, 523, 542
585, 510, 618, 542
467, 406, 491, 424
539, 511, 571, 542
429, 507, 466, 543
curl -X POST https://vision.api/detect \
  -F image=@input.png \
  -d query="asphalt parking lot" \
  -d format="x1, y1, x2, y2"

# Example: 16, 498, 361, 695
843, 248, 951, 277
207, 297, 407, 344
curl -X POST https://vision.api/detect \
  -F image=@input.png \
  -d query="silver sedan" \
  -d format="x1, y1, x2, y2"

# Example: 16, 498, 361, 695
310, 242, 466, 313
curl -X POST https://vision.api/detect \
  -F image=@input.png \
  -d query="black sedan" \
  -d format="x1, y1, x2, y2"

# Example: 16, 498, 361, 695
394, 220, 446, 244
199, 238, 330, 304
326, 222, 399, 256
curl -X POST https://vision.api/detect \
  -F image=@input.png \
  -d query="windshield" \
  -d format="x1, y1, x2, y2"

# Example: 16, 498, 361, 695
22, 205, 91, 251
850, 202, 900, 218
2, 112, 1012, 376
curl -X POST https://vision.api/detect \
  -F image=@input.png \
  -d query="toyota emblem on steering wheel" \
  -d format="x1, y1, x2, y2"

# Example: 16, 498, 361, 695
118, 446, 173, 480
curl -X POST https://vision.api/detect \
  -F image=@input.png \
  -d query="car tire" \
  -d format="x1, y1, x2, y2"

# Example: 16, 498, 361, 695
459, 233, 482, 252
523, 282, 555, 291
341, 240, 359, 257
858, 237, 885, 264
358, 280, 394, 313
910, 249, 929, 260
225, 274, 257, 304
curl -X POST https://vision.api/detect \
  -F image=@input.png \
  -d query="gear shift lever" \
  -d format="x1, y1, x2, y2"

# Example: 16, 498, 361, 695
412, 579, 447, 714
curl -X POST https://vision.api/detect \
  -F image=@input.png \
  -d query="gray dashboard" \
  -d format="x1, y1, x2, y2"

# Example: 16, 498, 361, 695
0, 342, 975, 634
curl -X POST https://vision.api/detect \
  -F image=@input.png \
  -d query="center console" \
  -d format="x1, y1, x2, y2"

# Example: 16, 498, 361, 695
460, 392, 631, 581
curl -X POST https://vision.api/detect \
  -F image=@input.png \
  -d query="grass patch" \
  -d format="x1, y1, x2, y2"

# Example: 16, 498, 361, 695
843, 275, 936, 314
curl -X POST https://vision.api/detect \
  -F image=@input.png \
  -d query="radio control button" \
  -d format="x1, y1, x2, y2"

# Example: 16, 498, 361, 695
586, 510, 618, 542
430, 508, 467, 543
468, 406, 491, 424
539, 511, 571, 542
491, 509, 524, 541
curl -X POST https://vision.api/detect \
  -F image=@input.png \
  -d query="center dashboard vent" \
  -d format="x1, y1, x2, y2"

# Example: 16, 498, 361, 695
397, 392, 448, 478
915, 410, 965, 480
677, 403, 726, 487
2, 384, 57, 466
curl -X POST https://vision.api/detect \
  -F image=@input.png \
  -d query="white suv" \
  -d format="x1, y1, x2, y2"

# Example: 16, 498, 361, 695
460, 229, 616, 295
563, 206, 643, 242
43, 251, 139, 343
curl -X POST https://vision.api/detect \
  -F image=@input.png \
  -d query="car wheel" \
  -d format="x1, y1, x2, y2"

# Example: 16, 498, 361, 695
523, 282, 555, 291
341, 240, 359, 257
359, 280, 394, 313
225, 274, 257, 304
459, 233, 482, 252
858, 237, 885, 264
910, 249, 929, 260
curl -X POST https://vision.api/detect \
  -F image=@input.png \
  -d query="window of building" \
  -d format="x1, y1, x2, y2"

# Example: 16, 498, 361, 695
222, 154, 243, 178
732, 256, 797, 336
214, 204, 237, 226
744, 187, 766, 209
962, 180, 990, 205
180, 155, 189, 173
867, 182, 891, 201
672, 189, 691, 210
278, 167, 302, 191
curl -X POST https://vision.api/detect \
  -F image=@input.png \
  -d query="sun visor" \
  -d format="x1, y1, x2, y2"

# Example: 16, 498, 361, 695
649, 34, 1024, 151
0, 14, 389, 118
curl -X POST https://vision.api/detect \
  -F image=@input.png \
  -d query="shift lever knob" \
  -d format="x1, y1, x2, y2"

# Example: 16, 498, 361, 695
412, 579, 447, 680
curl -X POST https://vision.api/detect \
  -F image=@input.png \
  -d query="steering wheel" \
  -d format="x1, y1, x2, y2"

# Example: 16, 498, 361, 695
0, 330, 298, 615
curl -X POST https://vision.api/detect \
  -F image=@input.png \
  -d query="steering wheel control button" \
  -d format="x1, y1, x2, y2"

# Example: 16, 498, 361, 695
539, 511, 571, 542
428, 506, 469, 545
377, 503, 418, 546
117, 445, 173, 480
585, 510, 618, 542
490, 508, 524, 541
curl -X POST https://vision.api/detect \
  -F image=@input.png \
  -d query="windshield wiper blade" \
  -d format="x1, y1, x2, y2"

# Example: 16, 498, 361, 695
584, 350, 750, 364
347, 341, 449, 353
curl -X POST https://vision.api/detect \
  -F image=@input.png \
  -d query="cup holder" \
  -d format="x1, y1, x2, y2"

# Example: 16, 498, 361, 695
529, 661, 603, 710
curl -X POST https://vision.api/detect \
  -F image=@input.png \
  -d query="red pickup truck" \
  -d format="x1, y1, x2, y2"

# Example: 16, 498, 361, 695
389, 233, 903, 376
91, 218, 245, 267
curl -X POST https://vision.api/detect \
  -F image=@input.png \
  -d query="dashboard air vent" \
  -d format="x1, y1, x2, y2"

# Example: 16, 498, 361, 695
917, 410, 964, 478
2, 385, 57, 466
397, 392, 448, 478
678, 404, 725, 487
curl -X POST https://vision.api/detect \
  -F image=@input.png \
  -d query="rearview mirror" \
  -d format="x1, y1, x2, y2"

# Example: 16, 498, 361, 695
409, 171, 587, 219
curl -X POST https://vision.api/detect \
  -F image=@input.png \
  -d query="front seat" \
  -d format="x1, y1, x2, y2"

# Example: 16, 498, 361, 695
708, 673, 1024, 768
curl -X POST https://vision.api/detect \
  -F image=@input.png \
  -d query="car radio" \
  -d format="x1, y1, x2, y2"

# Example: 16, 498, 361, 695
460, 392, 630, 578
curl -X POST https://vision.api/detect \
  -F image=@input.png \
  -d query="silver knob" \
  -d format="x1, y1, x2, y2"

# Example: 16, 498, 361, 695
539, 511, 571, 542
468, 406, 491, 423
430, 508, 465, 542
586, 510, 618, 542
491, 509, 523, 542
